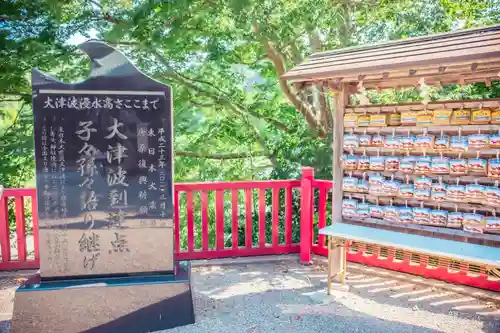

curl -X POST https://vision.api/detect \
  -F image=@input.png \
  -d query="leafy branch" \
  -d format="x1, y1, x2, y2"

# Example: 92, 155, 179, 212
1, 102, 26, 139
176, 150, 270, 160
252, 23, 326, 137
156, 57, 293, 132
110, 40, 293, 133
0, 92, 31, 99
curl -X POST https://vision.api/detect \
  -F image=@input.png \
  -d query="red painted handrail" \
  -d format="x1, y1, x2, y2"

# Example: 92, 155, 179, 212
174, 179, 302, 260
0, 188, 39, 270
306, 179, 500, 292
299, 168, 314, 264
0, 176, 304, 268
310, 179, 333, 254
1, 170, 498, 293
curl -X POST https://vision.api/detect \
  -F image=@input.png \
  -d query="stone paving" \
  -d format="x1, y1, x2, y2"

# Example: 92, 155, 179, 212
1, 259, 498, 333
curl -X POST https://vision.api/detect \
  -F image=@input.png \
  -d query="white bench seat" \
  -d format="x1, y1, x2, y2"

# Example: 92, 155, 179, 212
319, 223, 500, 268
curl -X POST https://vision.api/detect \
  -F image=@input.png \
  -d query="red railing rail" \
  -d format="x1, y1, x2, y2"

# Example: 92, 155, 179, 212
174, 178, 302, 260
2, 170, 498, 292
0, 168, 313, 269
299, 168, 313, 264
306, 179, 500, 292
0, 188, 39, 270
311, 179, 333, 256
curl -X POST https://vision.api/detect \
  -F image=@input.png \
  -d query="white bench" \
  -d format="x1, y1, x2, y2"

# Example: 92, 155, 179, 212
319, 223, 500, 295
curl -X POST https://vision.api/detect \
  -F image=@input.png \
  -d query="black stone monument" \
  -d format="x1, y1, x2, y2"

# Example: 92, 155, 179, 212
11, 41, 195, 333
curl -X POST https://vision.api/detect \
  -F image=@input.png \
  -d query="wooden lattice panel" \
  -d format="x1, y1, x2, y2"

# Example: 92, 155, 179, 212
341, 240, 500, 291
427, 256, 440, 269
364, 244, 375, 256
378, 247, 389, 259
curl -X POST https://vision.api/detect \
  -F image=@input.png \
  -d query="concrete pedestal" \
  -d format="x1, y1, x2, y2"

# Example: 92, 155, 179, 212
11, 261, 195, 333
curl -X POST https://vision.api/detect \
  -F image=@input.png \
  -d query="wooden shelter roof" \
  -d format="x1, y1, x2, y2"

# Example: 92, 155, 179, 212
282, 25, 500, 89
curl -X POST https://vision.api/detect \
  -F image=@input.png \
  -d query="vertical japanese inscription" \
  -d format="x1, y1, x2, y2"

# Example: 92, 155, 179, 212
76, 119, 100, 269
137, 125, 172, 227
58, 125, 69, 273
105, 117, 130, 254
40, 122, 52, 264
157, 127, 169, 226
49, 124, 62, 268
34, 91, 173, 277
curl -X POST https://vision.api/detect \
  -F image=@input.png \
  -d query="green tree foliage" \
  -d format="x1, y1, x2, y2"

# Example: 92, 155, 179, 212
90, 0, 500, 181
2, 0, 499, 186
0, 0, 94, 187
1, 0, 500, 246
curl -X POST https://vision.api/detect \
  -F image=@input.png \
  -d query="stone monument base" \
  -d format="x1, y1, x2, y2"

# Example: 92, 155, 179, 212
11, 261, 195, 333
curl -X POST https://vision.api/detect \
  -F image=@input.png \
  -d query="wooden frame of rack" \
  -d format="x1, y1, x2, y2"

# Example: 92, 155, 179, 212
283, 25, 500, 278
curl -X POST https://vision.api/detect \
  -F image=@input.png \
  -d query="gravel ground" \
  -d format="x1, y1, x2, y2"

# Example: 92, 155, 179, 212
0, 261, 499, 333
162, 262, 500, 333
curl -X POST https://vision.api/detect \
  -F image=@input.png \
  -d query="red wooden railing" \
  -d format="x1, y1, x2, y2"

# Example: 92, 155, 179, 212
174, 179, 302, 260
0, 188, 39, 270
307, 181, 500, 291
311, 178, 333, 257
1, 168, 499, 292
0, 168, 310, 269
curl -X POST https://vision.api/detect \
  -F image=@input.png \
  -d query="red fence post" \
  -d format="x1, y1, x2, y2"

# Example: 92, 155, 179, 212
300, 167, 314, 264
174, 189, 180, 256
0, 194, 10, 264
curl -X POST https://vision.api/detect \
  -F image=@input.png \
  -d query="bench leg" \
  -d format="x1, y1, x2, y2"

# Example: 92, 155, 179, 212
340, 240, 347, 285
327, 237, 348, 295
327, 236, 333, 295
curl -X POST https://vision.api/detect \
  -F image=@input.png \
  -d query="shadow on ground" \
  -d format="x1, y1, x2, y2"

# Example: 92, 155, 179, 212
163, 262, 499, 333
0, 262, 499, 333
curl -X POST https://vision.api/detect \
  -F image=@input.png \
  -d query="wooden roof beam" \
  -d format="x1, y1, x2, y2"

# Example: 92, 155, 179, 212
303, 32, 500, 67
361, 77, 500, 90
309, 26, 500, 60
317, 60, 500, 84
283, 35, 500, 82
356, 69, 500, 89
327, 78, 343, 91
345, 98, 500, 112
285, 60, 500, 84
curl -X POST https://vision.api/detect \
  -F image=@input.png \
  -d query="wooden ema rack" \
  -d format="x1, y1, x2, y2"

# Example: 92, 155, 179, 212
283, 25, 500, 291
340, 107, 500, 237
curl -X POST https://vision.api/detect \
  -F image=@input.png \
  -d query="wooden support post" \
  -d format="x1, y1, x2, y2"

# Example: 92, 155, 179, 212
330, 83, 348, 277
327, 236, 348, 295
327, 236, 333, 295
340, 240, 348, 285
